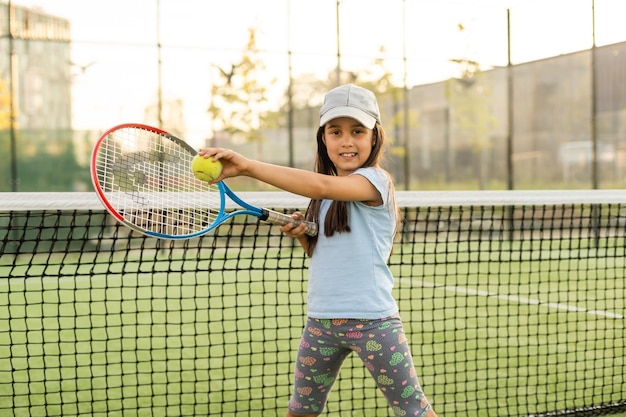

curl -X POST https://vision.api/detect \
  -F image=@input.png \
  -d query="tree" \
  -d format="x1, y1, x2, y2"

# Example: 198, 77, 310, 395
446, 66, 497, 190
0, 73, 14, 191
358, 46, 417, 188
207, 28, 278, 149
0, 72, 12, 129
446, 22, 497, 189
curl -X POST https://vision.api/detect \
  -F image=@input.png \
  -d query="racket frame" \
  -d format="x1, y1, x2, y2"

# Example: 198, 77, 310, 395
91, 123, 318, 239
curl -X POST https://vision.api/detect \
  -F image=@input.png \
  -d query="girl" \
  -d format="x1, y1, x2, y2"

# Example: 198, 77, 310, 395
199, 84, 438, 417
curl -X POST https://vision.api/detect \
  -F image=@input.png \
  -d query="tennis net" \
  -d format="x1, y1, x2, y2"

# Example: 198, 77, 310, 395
1, 190, 625, 417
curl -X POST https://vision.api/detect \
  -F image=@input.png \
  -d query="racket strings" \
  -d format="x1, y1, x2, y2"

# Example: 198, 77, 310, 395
95, 127, 219, 237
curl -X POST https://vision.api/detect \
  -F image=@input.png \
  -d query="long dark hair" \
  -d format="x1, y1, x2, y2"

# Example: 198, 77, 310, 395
303, 123, 393, 256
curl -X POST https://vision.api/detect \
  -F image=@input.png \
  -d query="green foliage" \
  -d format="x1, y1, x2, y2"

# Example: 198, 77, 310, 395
445, 68, 498, 189
0, 72, 12, 130
208, 28, 278, 144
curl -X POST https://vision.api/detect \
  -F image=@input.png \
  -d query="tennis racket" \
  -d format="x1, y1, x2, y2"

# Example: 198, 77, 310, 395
90, 123, 318, 239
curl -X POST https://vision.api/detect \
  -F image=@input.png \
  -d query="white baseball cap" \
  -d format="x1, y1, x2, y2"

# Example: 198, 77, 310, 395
319, 84, 381, 129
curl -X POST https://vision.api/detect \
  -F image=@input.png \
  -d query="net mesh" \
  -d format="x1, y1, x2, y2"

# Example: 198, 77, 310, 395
1, 191, 625, 417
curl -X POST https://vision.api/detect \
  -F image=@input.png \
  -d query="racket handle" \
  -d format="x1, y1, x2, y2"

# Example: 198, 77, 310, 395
261, 209, 318, 237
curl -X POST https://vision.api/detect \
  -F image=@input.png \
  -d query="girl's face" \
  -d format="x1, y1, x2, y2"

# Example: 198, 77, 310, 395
322, 117, 375, 176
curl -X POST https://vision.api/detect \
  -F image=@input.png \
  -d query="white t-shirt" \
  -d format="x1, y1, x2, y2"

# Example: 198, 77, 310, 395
306, 167, 399, 319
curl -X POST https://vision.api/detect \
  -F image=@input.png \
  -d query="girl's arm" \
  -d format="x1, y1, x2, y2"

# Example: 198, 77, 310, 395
198, 148, 382, 204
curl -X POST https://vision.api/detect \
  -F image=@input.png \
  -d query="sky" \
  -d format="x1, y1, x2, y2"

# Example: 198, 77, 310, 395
10, 0, 626, 145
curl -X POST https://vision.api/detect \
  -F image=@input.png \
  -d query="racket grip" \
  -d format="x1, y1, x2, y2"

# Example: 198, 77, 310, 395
261, 209, 318, 237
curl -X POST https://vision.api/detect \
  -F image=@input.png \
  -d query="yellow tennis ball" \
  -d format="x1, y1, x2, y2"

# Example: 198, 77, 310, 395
191, 155, 223, 182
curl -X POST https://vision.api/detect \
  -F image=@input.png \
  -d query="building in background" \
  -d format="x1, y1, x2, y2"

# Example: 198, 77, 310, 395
403, 42, 626, 189
0, 2, 81, 191
0, 2, 71, 130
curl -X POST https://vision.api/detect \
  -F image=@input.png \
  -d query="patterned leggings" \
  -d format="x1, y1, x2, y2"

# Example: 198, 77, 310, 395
287, 316, 432, 417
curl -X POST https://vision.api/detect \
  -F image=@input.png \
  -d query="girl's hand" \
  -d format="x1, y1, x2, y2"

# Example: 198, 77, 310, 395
197, 147, 250, 183
279, 211, 308, 239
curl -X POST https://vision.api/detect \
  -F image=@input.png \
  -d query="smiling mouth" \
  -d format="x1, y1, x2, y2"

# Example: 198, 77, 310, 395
340, 152, 357, 158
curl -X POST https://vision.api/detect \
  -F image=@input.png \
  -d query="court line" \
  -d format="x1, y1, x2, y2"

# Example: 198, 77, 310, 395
402, 279, 625, 319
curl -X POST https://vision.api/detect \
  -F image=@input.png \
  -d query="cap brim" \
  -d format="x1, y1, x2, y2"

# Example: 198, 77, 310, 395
319, 107, 376, 129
